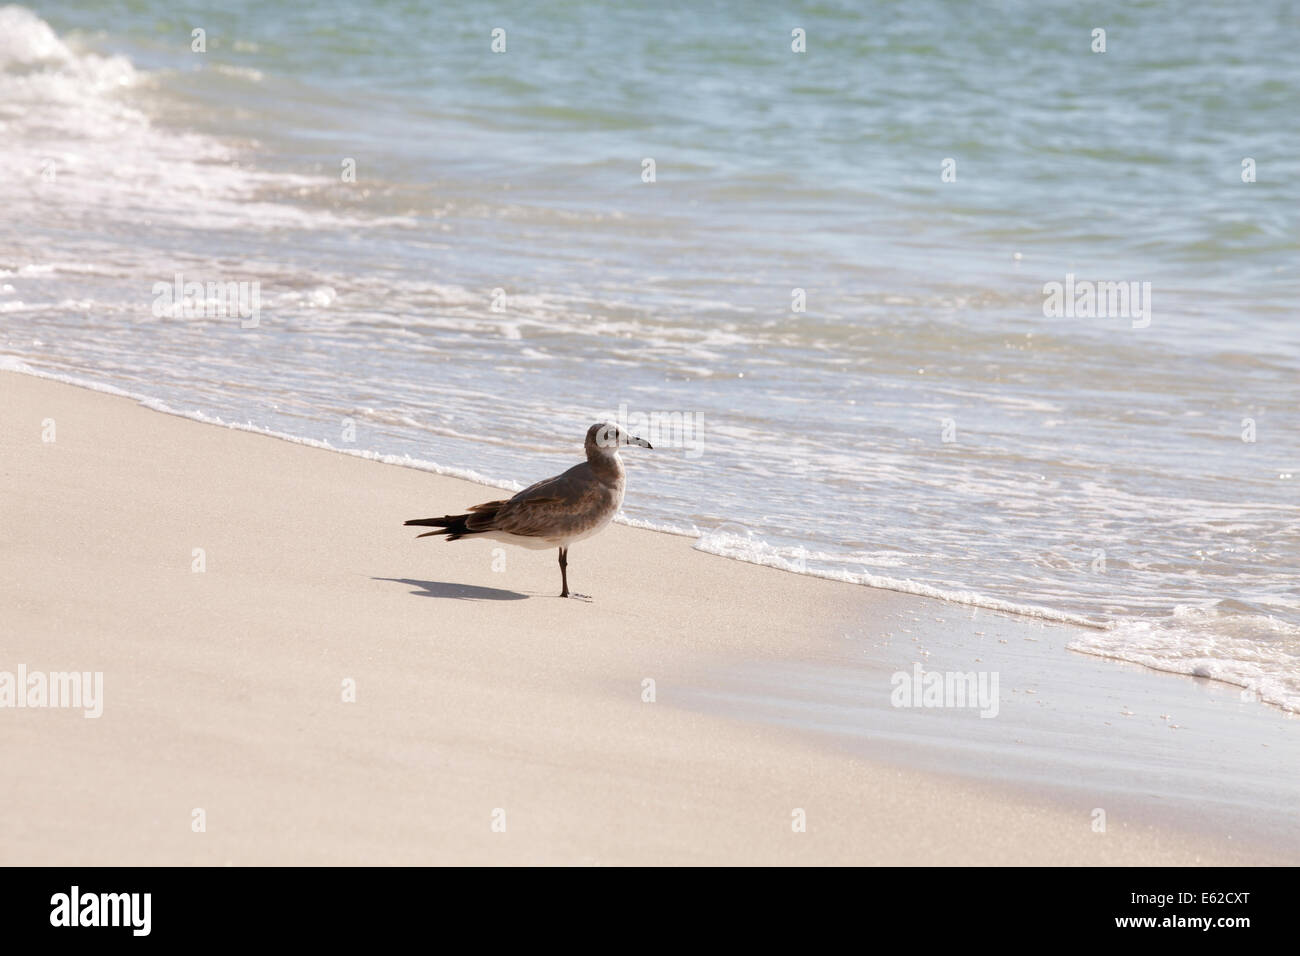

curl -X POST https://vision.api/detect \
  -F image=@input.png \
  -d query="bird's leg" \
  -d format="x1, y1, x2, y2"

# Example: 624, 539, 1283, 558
558, 547, 569, 598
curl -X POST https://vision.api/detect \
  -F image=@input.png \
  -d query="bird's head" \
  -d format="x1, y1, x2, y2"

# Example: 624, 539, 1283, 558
586, 422, 652, 456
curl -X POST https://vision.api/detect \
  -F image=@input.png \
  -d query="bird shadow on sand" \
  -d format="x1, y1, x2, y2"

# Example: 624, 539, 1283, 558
372, 577, 528, 601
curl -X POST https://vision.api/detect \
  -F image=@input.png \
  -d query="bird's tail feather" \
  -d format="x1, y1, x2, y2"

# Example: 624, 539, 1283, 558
405, 502, 505, 541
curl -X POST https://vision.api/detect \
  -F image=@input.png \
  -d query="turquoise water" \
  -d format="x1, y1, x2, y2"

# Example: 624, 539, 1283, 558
2, 2, 1297, 708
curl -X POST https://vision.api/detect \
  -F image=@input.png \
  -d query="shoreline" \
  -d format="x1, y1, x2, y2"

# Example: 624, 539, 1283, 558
0, 359, 1152, 629
6, 357, 1294, 713
3, 368, 1296, 864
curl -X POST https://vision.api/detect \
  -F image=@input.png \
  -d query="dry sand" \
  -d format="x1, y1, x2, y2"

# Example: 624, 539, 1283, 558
1, 370, 1293, 865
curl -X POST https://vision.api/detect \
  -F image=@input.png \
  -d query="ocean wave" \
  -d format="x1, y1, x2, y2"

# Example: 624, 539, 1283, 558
0, 5, 405, 234
1068, 605, 1300, 714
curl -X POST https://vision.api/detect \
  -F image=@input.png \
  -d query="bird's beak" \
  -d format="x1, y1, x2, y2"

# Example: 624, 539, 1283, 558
628, 435, 652, 449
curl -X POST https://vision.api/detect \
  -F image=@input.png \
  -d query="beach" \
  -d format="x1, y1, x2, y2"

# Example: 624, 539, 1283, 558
6, 0, 1300, 716
3, 370, 1295, 866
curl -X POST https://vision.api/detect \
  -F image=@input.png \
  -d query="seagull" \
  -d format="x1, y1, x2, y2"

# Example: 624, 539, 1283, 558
404, 422, 652, 598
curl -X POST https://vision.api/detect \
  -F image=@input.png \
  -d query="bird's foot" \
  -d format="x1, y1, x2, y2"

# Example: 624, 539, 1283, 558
561, 591, 593, 602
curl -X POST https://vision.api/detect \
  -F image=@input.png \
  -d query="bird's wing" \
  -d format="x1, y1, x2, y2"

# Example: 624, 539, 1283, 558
461, 499, 510, 532
490, 463, 605, 538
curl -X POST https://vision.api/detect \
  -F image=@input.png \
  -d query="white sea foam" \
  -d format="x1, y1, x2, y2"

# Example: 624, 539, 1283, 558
0, 5, 405, 236
691, 525, 1105, 629
1068, 606, 1300, 714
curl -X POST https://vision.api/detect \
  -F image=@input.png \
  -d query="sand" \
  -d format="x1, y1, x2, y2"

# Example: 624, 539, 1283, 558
2, 369, 1294, 865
